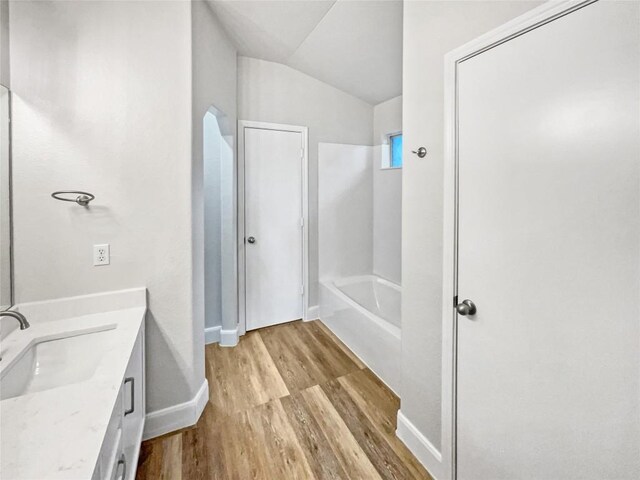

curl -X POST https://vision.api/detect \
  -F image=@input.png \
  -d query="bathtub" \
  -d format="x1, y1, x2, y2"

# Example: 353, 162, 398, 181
319, 275, 401, 393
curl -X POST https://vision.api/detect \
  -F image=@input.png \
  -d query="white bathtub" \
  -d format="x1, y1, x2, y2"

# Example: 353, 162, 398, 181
319, 275, 401, 392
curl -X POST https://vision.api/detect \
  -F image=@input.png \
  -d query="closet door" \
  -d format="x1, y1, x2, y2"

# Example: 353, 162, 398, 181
244, 126, 304, 330
456, 2, 640, 479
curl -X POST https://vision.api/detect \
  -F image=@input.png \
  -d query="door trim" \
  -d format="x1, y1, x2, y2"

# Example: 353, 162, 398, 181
441, 2, 597, 479
237, 120, 309, 336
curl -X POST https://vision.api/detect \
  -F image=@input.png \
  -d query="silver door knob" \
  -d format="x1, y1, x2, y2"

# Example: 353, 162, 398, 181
247, 236, 256, 244
412, 147, 427, 158
456, 299, 477, 316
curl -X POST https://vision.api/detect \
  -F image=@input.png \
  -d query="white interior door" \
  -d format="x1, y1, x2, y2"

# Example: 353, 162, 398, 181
244, 127, 303, 330
456, 2, 640, 479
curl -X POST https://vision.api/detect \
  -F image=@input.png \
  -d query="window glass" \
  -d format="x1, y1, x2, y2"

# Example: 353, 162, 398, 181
390, 134, 402, 168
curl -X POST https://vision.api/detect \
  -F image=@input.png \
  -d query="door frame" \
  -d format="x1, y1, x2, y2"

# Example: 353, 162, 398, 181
441, 2, 597, 479
237, 120, 309, 336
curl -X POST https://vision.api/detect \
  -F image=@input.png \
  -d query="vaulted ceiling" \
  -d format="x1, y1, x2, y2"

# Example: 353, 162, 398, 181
206, 0, 403, 105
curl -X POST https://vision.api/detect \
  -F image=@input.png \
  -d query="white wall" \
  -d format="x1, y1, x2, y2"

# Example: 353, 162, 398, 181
203, 109, 235, 339
0, 0, 9, 87
0, 1, 10, 310
10, 0, 194, 414
9, 0, 236, 421
0, 87, 9, 308
373, 94, 402, 145
238, 56, 373, 307
192, 0, 238, 340
373, 95, 402, 284
400, 0, 543, 462
218, 132, 235, 335
318, 143, 372, 280
373, 151, 402, 285
203, 112, 222, 332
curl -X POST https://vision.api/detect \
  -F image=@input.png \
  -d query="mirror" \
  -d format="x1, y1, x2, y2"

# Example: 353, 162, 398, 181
0, 84, 12, 310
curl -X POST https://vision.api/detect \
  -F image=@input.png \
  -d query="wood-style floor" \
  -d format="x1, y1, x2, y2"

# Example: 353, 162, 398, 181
136, 320, 432, 480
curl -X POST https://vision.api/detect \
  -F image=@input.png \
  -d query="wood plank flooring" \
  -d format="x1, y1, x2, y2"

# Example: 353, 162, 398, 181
136, 320, 432, 480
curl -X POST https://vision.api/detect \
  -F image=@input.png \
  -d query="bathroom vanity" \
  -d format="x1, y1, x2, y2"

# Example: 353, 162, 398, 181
0, 289, 146, 480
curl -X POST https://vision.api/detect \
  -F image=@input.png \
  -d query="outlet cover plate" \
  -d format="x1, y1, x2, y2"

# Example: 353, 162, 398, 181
93, 244, 110, 266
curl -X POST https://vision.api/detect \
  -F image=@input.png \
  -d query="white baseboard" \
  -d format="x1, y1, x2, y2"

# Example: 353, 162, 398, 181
220, 327, 238, 347
396, 410, 443, 480
143, 379, 209, 440
305, 305, 319, 321
205, 325, 221, 344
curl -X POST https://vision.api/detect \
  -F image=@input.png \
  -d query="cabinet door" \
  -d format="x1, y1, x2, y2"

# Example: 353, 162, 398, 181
111, 449, 126, 480
91, 462, 101, 480
122, 324, 145, 480
103, 428, 123, 480
90, 381, 123, 479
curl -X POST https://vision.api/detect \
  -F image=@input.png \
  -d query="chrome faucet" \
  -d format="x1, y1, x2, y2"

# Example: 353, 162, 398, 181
0, 310, 30, 330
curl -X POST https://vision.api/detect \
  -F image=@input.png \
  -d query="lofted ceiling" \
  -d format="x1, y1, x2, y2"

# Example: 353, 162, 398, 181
206, 0, 403, 105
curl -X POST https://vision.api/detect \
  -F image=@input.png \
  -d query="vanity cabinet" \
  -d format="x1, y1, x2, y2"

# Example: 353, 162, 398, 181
92, 324, 145, 480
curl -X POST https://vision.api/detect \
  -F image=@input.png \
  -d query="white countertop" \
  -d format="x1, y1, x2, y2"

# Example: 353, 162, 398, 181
0, 289, 146, 480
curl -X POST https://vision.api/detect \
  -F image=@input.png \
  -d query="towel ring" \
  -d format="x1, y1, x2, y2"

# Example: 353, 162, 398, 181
51, 190, 95, 206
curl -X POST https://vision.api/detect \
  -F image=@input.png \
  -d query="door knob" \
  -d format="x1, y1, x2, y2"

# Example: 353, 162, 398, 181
247, 236, 256, 244
412, 146, 427, 158
456, 299, 477, 316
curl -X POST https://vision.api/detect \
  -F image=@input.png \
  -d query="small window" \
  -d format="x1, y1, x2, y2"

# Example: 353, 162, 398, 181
390, 133, 403, 168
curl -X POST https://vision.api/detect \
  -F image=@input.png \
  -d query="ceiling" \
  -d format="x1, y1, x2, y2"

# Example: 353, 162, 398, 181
207, 0, 403, 105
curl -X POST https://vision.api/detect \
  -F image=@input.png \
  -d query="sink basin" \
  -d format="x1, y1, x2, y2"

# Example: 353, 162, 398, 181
0, 326, 117, 400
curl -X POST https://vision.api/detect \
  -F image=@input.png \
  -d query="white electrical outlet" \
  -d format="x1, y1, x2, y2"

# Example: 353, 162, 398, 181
93, 244, 110, 266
